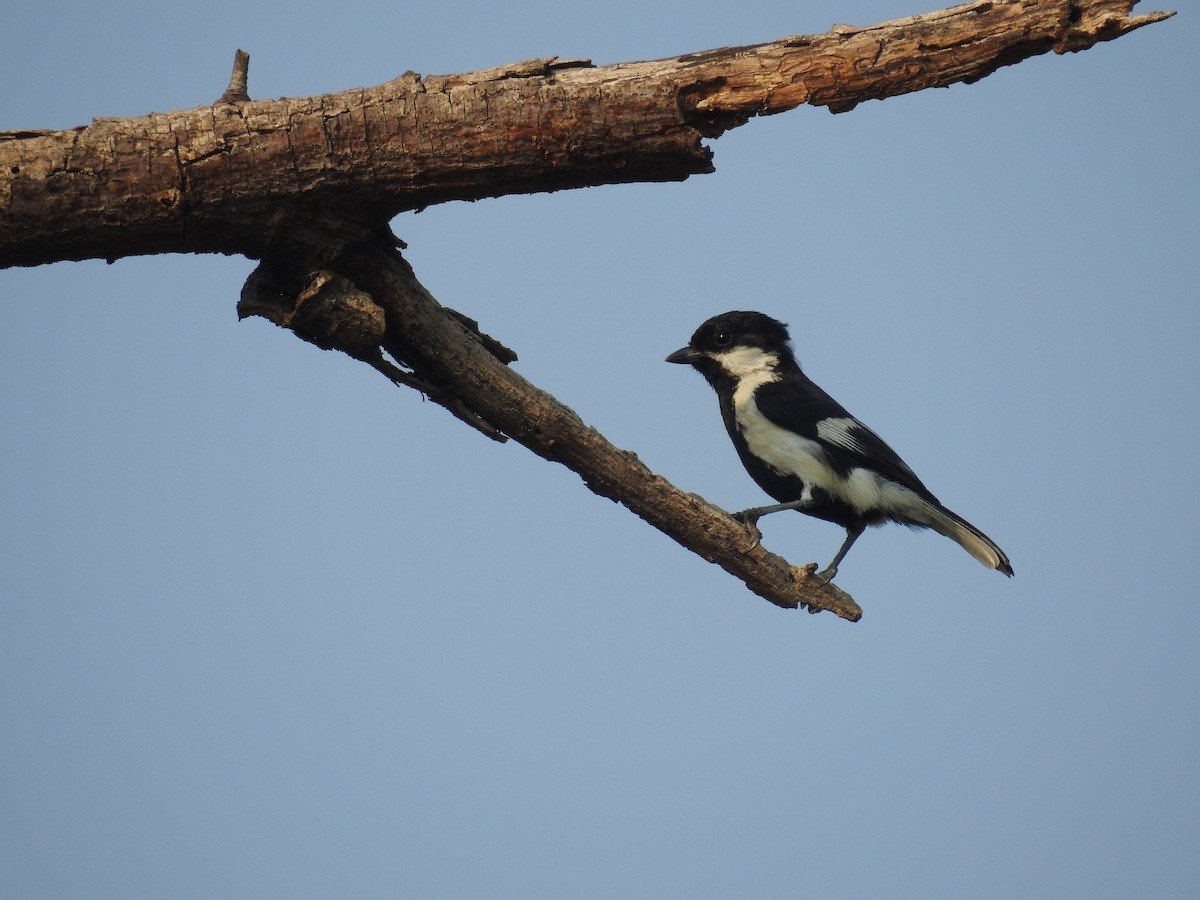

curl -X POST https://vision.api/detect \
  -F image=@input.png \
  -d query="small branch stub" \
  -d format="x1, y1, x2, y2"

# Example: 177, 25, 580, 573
215, 49, 250, 104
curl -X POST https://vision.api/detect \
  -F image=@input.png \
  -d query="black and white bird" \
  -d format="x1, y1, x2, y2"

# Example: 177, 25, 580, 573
667, 310, 1013, 582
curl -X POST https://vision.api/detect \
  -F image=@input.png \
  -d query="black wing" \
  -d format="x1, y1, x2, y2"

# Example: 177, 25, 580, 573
752, 371, 940, 503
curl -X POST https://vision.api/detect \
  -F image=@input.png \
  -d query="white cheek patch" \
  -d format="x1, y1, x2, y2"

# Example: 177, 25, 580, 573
711, 346, 780, 380
714, 347, 781, 412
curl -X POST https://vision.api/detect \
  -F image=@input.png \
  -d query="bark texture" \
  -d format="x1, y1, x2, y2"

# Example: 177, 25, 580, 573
0, 0, 1169, 268
0, 0, 1172, 617
238, 226, 864, 618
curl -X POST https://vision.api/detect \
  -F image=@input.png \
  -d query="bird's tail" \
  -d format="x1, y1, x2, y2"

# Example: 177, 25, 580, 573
919, 502, 1014, 576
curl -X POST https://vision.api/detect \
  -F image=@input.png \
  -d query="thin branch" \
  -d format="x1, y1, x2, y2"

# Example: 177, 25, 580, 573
361, 248, 863, 618
238, 224, 863, 618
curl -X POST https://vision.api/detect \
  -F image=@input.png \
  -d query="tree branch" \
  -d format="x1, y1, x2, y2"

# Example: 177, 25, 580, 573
0, 0, 1171, 268
0, 1, 1173, 618
236, 222, 864, 619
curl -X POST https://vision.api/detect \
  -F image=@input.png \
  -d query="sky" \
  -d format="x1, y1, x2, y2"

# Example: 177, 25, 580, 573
2, 1, 1196, 897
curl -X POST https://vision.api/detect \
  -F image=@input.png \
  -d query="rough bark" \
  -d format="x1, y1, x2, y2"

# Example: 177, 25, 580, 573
0, 0, 1169, 268
0, 1, 1172, 618
237, 224, 864, 618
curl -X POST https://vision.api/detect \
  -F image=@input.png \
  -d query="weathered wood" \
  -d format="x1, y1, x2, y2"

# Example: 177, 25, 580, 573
238, 227, 864, 618
0, 0, 1172, 617
0, 0, 1170, 269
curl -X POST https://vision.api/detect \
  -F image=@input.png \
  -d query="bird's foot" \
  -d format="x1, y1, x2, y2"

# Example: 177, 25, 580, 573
739, 520, 763, 552
731, 507, 763, 527
804, 564, 838, 586
729, 508, 765, 551
734, 498, 811, 522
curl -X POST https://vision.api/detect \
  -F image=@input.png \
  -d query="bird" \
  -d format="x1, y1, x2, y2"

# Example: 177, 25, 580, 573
666, 310, 1013, 582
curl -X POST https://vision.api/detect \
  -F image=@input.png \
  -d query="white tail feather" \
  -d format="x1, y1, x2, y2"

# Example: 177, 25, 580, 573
918, 502, 1013, 576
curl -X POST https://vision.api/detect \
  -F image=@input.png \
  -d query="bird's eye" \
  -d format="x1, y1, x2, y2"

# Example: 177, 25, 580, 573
713, 330, 732, 348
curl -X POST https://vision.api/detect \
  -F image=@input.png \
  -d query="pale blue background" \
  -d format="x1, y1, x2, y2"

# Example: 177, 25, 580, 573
2, 2, 1196, 897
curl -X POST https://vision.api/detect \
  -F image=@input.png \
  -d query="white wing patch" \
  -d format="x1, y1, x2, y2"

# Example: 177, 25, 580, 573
817, 415, 920, 484
737, 402, 931, 518
816, 417, 867, 454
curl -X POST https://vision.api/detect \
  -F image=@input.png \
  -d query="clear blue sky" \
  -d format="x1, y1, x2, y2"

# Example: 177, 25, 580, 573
3, 2, 1196, 897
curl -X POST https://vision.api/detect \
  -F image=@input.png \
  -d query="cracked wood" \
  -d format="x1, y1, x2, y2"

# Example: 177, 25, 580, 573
0, 0, 1172, 617
0, 0, 1171, 269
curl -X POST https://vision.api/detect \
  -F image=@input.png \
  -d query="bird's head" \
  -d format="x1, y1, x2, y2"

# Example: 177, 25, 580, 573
666, 310, 795, 384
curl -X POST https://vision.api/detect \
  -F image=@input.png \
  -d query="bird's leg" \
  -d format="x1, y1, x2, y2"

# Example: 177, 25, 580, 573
732, 497, 811, 526
813, 525, 865, 584
732, 500, 804, 551
732, 488, 816, 553
734, 492, 813, 551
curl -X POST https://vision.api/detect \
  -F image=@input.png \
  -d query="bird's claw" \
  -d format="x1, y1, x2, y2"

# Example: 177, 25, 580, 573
811, 565, 838, 586
728, 508, 764, 551
740, 522, 763, 552
795, 562, 838, 586
731, 508, 762, 527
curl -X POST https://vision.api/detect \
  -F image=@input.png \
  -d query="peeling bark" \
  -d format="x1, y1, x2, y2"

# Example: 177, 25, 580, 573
0, 1, 1172, 617
0, 0, 1170, 268
237, 225, 864, 619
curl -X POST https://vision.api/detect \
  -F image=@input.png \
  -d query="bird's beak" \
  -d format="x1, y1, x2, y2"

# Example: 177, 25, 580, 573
666, 347, 700, 365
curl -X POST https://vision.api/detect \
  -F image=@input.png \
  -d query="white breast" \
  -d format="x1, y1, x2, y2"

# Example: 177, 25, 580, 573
712, 344, 929, 517
734, 391, 838, 487
734, 392, 928, 518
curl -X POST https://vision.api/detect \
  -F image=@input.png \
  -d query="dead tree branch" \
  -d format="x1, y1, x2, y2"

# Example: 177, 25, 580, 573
236, 223, 864, 618
0, 1, 1172, 617
0, 1, 1170, 268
